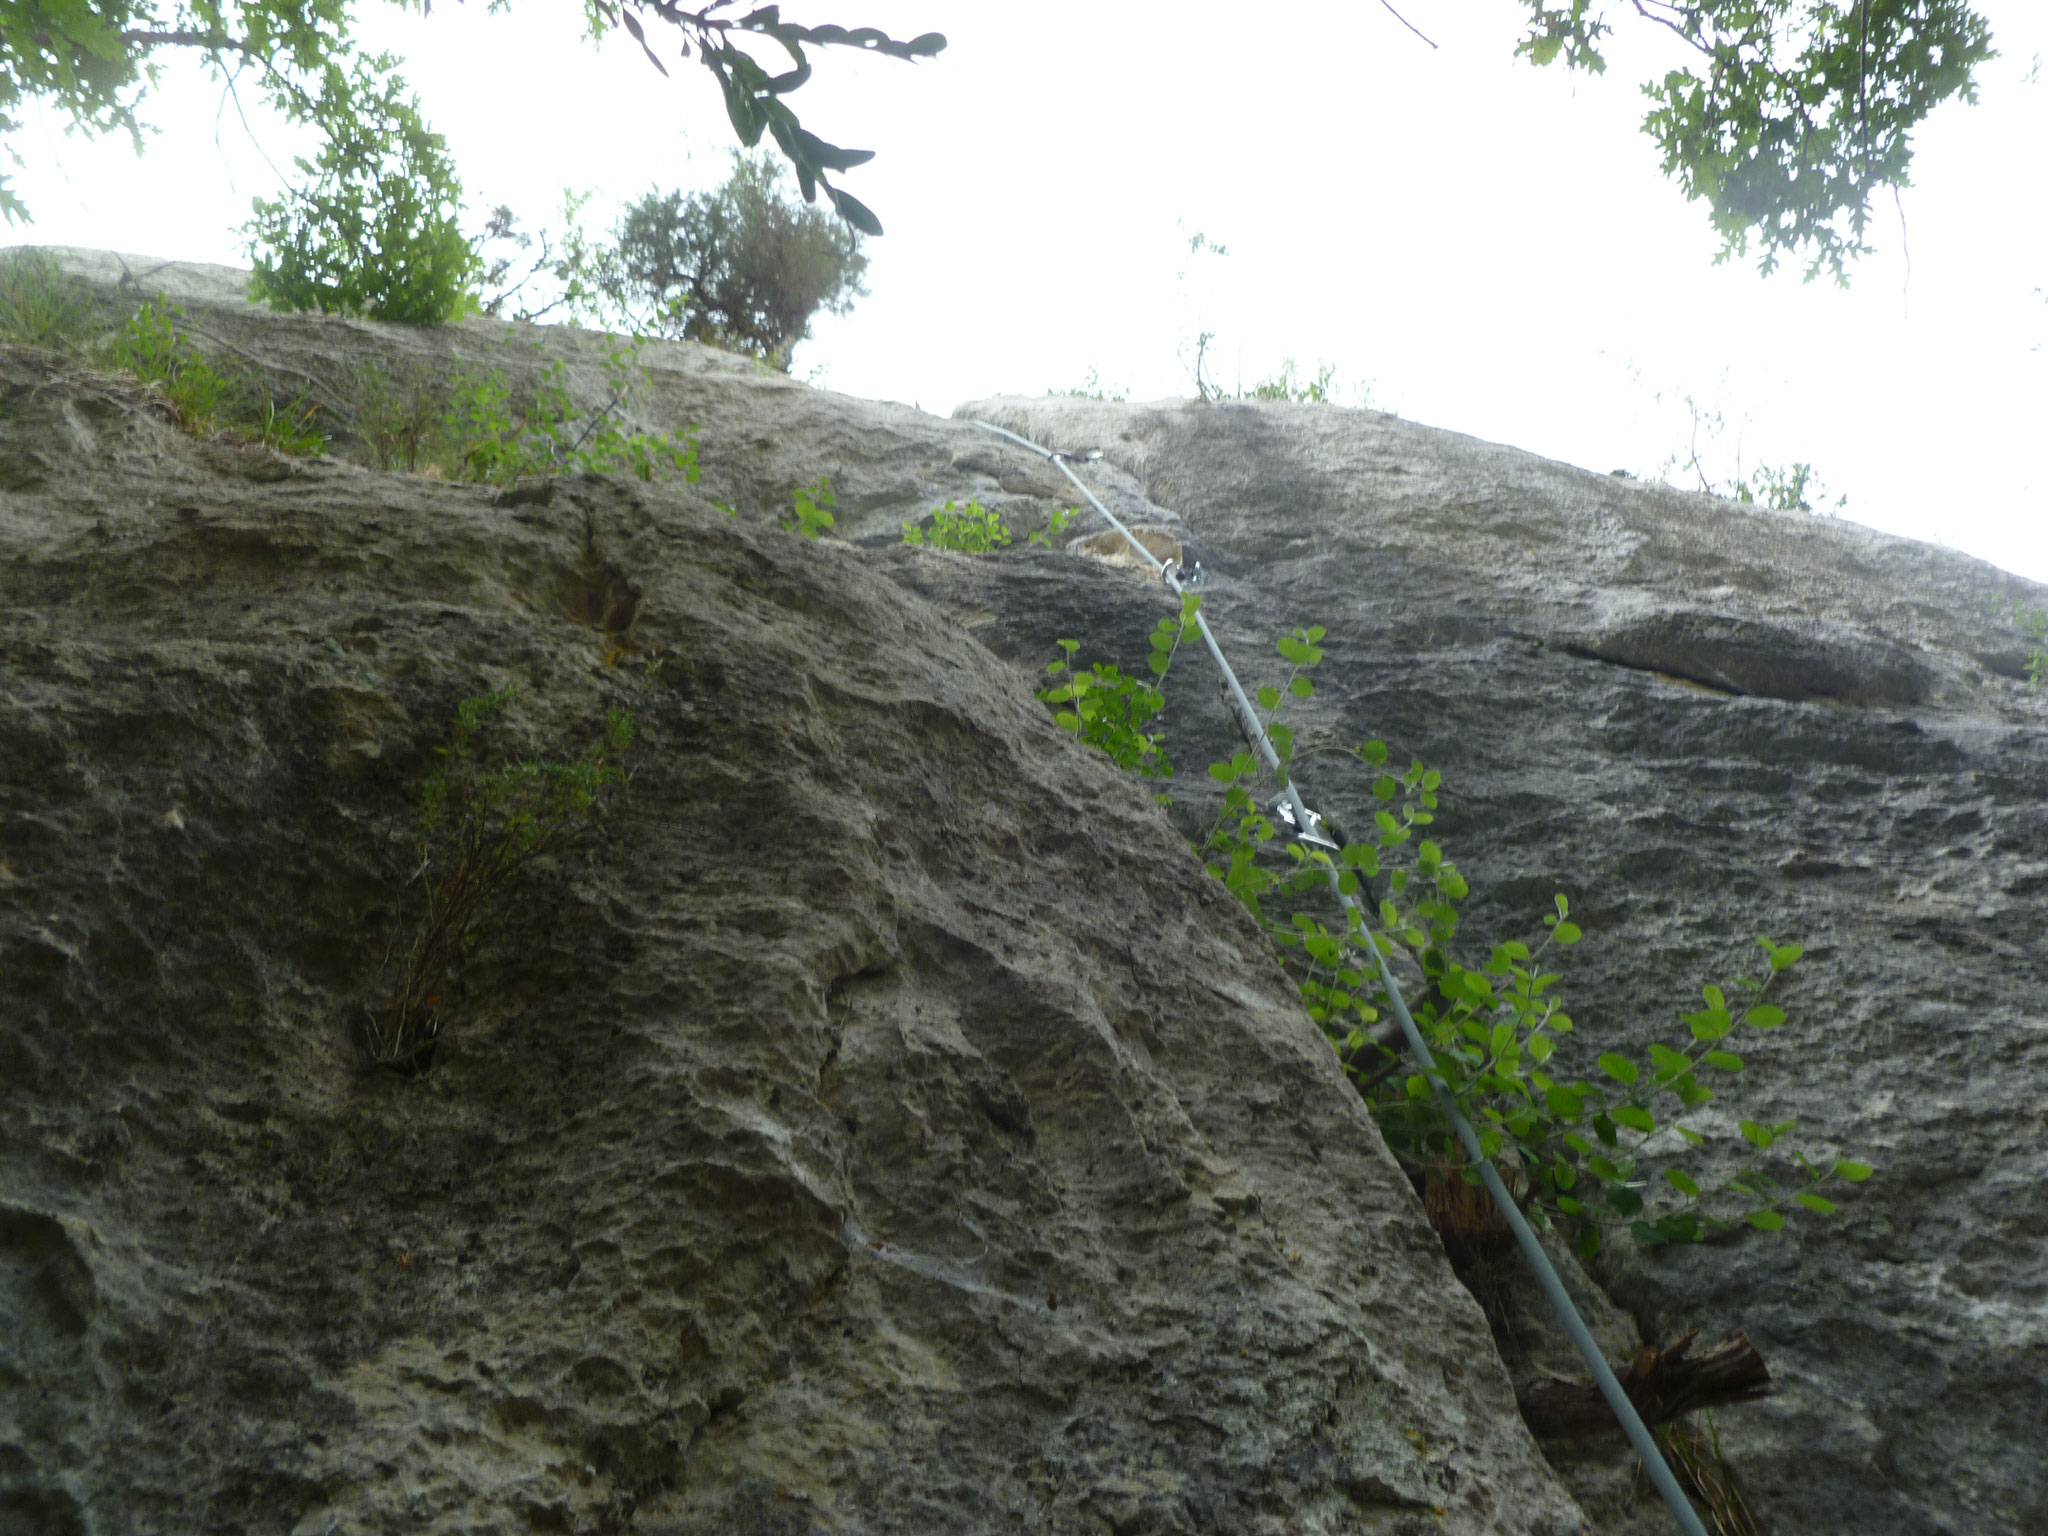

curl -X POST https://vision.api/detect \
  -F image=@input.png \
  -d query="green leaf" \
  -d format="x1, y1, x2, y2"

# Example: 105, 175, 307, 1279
1744, 1004, 1786, 1029
1544, 1084, 1584, 1118
825, 184, 883, 236
1340, 843, 1379, 876
1686, 1008, 1734, 1043
1649, 1042, 1690, 1078
1795, 1193, 1837, 1215
1612, 1105, 1656, 1134
1834, 1160, 1875, 1182
1664, 1167, 1701, 1198
1703, 1050, 1745, 1072
1675, 1126, 1704, 1147
1552, 921, 1582, 945
1289, 675, 1314, 698
1744, 1209, 1787, 1231
1256, 685, 1279, 710
1761, 939, 1803, 971
1598, 1052, 1639, 1086
1739, 1119, 1774, 1150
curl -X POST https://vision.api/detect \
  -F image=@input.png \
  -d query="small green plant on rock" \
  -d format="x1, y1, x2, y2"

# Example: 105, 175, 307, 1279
1036, 593, 1201, 792
0, 249, 99, 351
785, 475, 837, 538
361, 689, 633, 1076
1246, 359, 1337, 403
349, 341, 699, 485
902, 499, 1011, 552
1995, 597, 2047, 686
1029, 507, 1078, 548
1054, 367, 1127, 402
102, 299, 325, 455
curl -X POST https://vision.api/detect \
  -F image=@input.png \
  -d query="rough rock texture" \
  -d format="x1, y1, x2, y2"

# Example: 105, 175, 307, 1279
6, 249, 2047, 1536
1, 259, 1590, 1536
913, 398, 2048, 1536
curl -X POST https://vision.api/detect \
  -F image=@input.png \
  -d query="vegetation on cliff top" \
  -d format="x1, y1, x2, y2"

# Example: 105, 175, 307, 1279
0, 2, 1995, 331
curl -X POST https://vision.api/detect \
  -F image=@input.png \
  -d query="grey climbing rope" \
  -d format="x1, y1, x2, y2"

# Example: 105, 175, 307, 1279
970, 417, 1711, 1536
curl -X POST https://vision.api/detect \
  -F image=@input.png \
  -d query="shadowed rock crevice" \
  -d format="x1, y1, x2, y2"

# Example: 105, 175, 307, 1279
1560, 609, 1935, 706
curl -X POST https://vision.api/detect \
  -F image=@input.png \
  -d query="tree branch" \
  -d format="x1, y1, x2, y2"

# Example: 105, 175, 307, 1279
119, 29, 254, 54
1519, 1331, 1773, 1438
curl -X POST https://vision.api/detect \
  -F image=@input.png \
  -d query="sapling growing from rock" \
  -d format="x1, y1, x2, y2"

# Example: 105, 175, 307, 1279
1048, 614, 1873, 1257
361, 689, 633, 1076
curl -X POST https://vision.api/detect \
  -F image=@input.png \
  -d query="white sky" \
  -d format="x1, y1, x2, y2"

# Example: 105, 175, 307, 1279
13, 1, 2047, 585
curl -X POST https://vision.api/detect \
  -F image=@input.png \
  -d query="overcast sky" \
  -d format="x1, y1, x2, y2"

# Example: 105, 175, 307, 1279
12, 2, 2047, 586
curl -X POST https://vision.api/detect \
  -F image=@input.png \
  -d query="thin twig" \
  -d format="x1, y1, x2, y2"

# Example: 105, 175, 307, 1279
1891, 183, 1911, 309
1628, 0, 1713, 57
163, 315, 359, 425
1377, 1, 1437, 49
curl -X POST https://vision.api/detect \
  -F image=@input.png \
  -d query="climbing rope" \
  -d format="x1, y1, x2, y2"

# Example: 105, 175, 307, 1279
970, 418, 1712, 1536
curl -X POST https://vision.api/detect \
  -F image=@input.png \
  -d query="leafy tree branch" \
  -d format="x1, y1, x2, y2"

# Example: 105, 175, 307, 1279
1515, 0, 1996, 280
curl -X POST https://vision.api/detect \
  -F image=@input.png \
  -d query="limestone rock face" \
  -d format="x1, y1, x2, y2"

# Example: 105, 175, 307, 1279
930, 398, 2048, 1536
5, 250, 2046, 1536
0, 259, 1586, 1536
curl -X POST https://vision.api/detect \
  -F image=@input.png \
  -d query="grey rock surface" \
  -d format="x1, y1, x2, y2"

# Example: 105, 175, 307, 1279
5, 247, 2046, 1536
932, 397, 2048, 1536
0, 267, 1588, 1536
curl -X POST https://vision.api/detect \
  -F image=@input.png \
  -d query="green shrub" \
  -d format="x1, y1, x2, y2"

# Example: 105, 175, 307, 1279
1044, 612, 1872, 1257
1054, 368, 1127, 402
361, 689, 633, 1075
902, 499, 1011, 552
245, 54, 480, 325
0, 248, 99, 351
1246, 359, 1337, 403
350, 341, 699, 485
101, 299, 324, 455
1733, 461, 1839, 513
1035, 595, 1200, 791
1996, 598, 2047, 686
1030, 507, 1078, 548
784, 475, 836, 538
491, 152, 869, 368
901, 502, 1078, 552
